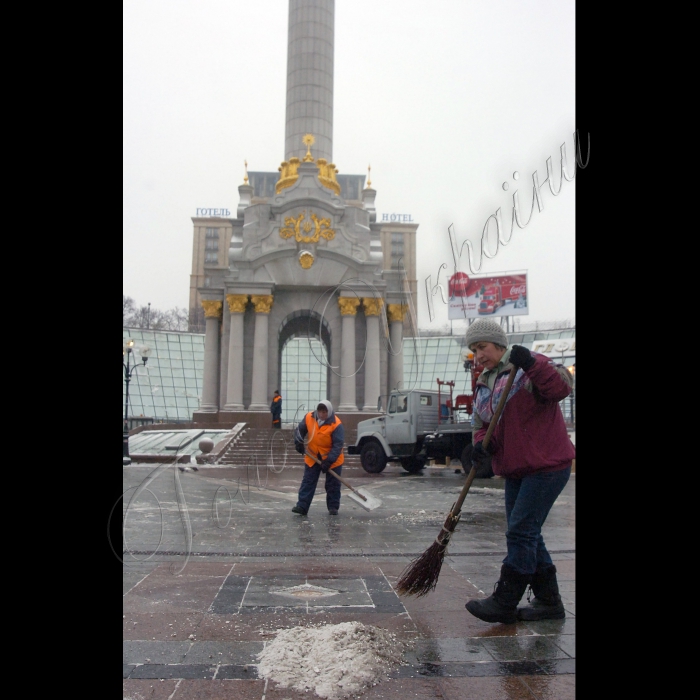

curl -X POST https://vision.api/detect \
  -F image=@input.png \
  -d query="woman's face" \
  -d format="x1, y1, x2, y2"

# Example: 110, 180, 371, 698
470, 341, 506, 370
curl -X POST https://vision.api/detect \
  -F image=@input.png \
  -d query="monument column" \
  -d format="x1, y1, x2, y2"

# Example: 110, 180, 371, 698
200, 300, 223, 412
248, 294, 274, 410
285, 0, 334, 162
223, 294, 248, 410
338, 297, 360, 411
362, 297, 383, 411
387, 304, 409, 392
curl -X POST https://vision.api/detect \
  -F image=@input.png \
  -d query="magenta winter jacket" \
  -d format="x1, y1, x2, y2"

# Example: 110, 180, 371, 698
472, 350, 575, 479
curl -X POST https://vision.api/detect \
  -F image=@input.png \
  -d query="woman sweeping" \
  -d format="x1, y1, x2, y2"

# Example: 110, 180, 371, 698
464, 319, 575, 624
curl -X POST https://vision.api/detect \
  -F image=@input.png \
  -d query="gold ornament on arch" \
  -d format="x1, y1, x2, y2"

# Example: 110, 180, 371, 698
299, 251, 315, 269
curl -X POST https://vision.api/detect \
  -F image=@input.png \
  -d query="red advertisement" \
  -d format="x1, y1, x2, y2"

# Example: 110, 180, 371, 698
447, 271, 528, 319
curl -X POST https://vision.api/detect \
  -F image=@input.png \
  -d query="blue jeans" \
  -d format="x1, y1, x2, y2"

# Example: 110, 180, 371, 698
296, 464, 342, 512
503, 465, 571, 575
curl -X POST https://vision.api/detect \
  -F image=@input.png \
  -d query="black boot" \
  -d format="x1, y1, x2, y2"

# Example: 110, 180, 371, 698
465, 564, 530, 624
517, 564, 565, 621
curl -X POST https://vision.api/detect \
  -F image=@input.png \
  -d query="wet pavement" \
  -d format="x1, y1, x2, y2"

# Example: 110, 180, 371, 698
121, 452, 575, 699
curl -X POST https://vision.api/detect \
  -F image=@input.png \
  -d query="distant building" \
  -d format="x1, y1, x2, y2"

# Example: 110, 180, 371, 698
123, 326, 575, 426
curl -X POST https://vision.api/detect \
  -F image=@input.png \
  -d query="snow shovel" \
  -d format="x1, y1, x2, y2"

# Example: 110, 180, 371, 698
304, 449, 382, 512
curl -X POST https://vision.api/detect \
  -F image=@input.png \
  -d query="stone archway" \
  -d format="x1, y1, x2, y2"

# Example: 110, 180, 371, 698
277, 311, 332, 423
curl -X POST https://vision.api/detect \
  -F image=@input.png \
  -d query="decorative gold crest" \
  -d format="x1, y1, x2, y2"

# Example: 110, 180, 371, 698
302, 133, 315, 162
299, 251, 314, 269
276, 157, 300, 193
338, 297, 361, 316
226, 294, 248, 313
201, 300, 223, 319
250, 295, 274, 314
387, 303, 410, 323
275, 134, 341, 194
362, 297, 384, 316
280, 210, 335, 243
316, 158, 341, 195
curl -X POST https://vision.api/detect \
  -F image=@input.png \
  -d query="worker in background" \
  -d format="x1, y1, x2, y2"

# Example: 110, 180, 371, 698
270, 390, 282, 429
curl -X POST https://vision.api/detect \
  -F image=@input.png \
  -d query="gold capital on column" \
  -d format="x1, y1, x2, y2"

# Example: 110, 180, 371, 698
226, 294, 249, 313
338, 297, 361, 316
201, 300, 223, 318
362, 297, 384, 316
250, 295, 274, 314
386, 303, 409, 323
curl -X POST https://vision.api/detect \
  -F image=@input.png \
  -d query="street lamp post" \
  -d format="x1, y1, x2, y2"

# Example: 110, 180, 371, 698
123, 338, 151, 465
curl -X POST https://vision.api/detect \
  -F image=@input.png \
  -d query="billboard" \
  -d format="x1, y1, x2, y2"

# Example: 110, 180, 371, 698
447, 271, 528, 320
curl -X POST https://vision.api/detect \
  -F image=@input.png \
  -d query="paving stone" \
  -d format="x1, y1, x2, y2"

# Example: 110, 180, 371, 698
129, 664, 216, 680
182, 640, 263, 664
123, 640, 191, 665
480, 635, 570, 662
122, 466, 575, 695
122, 678, 180, 699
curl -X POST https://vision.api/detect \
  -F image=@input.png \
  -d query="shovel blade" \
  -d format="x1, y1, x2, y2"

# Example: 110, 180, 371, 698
346, 488, 382, 511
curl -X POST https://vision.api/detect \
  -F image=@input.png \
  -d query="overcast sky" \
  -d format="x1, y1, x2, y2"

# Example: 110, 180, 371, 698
123, 0, 577, 332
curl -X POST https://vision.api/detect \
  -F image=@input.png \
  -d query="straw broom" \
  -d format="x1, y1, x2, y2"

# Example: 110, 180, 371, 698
394, 365, 517, 597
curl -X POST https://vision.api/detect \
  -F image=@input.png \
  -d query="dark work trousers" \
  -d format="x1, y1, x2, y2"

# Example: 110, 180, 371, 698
272, 419, 281, 429
296, 463, 342, 512
503, 464, 571, 575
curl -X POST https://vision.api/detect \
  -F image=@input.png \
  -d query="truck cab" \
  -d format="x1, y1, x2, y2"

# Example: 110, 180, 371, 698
347, 389, 443, 473
348, 362, 494, 478
478, 285, 503, 315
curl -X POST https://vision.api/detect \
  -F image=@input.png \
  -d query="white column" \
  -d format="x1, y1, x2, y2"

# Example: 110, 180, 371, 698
285, 0, 334, 163
248, 295, 274, 410
224, 294, 248, 410
199, 300, 222, 412
387, 304, 407, 392
362, 298, 382, 411
338, 297, 360, 411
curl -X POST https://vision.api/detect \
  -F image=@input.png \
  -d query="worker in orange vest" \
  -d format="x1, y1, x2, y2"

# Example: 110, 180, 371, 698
270, 390, 282, 429
292, 400, 345, 515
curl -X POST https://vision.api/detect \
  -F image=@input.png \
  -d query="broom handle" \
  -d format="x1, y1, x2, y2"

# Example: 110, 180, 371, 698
304, 450, 368, 501
451, 364, 518, 516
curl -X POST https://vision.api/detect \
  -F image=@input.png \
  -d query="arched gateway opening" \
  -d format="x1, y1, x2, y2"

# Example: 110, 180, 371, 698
278, 311, 332, 424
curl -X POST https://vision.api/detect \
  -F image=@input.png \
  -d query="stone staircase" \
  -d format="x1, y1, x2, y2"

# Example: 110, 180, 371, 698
217, 426, 363, 469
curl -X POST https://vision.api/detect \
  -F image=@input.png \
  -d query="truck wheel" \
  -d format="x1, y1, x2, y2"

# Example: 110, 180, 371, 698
400, 455, 426, 473
360, 441, 387, 473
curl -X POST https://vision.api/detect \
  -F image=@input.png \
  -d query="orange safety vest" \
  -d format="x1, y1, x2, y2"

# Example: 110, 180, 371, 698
303, 412, 344, 469
271, 395, 282, 423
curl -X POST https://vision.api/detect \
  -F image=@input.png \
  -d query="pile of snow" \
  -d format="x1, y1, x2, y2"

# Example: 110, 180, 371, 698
256, 621, 409, 699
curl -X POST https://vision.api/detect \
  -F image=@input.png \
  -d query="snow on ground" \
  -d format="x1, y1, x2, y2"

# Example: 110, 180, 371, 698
256, 620, 410, 699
